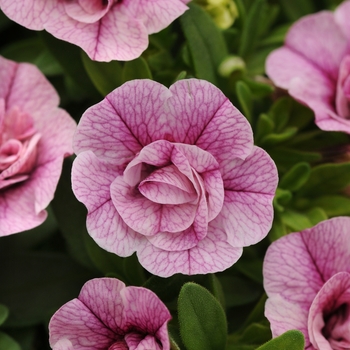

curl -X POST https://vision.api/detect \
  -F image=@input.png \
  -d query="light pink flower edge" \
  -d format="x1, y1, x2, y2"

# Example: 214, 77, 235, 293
0, 56, 76, 236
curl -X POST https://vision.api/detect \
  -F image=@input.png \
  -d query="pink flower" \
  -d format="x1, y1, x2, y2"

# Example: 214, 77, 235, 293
49, 277, 172, 350
0, 0, 189, 62
72, 79, 278, 277
0, 56, 76, 236
266, 1, 350, 134
263, 217, 350, 350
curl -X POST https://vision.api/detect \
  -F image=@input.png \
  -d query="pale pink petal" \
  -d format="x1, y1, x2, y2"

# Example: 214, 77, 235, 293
335, 0, 350, 41
72, 151, 141, 256
137, 221, 243, 277
264, 217, 350, 347
134, 335, 162, 350
73, 81, 171, 163
44, 4, 148, 62
121, 286, 171, 341
220, 147, 277, 247
308, 272, 350, 350
266, 47, 334, 101
52, 338, 74, 350
78, 278, 126, 333
285, 11, 349, 80
336, 55, 350, 118
125, 0, 188, 34
168, 80, 253, 162
139, 165, 197, 205
111, 175, 197, 235
64, 0, 112, 24
0, 0, 55, 30
265, 297, 311, 346
49, 299, 116, 349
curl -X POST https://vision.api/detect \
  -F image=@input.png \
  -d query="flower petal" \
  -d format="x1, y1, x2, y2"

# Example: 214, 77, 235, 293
137, 220, 242, 277
285, 11, 349, 80
72, 151, 141, 256
220, 147, 277, 247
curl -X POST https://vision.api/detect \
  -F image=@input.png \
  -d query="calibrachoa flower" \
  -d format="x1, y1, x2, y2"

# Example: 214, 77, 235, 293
49, 278, 171, 350
0, 56, 76, 236
263, 217, 350, 350
266, 1, 350, 134
0, 0, 190, 62
72, 78, 278, 277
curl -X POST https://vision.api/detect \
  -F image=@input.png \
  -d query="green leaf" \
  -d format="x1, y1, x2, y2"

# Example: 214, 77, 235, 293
255, 114, 275, 142
242, 79, 274, 97
279, 0, 315, 20
241, 294, 268, 329
299, 162, 350, 196
0, 332, 21, 350
273, 188, 292, 212
268, 97, 292, 133
122, 57, 152, 82
180, 3, 228, 84
306, 195, 350, 216
239, 0, 265, 58
306, 207, 328, 226
205, 274, 225, 309
82, 52, 123, 96
236, 81, 253, 123
178, 283, 227, 350
230, 323, 272, 347
268, 148, 321, 173
279, 162, 311, 191
280, 209, 313, 231
261, 127, 298, 147
256, 330, 304, 350
0, 305, 8, 326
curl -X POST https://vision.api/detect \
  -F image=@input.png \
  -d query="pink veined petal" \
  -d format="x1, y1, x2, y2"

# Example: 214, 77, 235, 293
168, 79, 253, 162
72, 151, 142, 256
336, 55, 350, 118
49, 298, 116, 350
0, 183, 47, 236
285, 11, 349, 80
139, 165, 197, 205
124, 0, 188, 34
64, 0, 112, 24
0, 0, 55, 30
78, 278, 126, 334
219, 147, 277, 247
137, 220, 242, 277
308, 272, 350, 350
111, 175, 197, 235
335, 0, 350, 41
134, 335, 162, 350
264, 296, 312, 347
43, 3, 148, 62
121, 286, 171, 338
52, 338, 75, 350
73, 81, 172, 163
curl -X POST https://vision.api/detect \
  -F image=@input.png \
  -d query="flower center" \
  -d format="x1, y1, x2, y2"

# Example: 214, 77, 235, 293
323, 303, 350, 350
0, 101, 40, 190
64, 0, 119, 23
